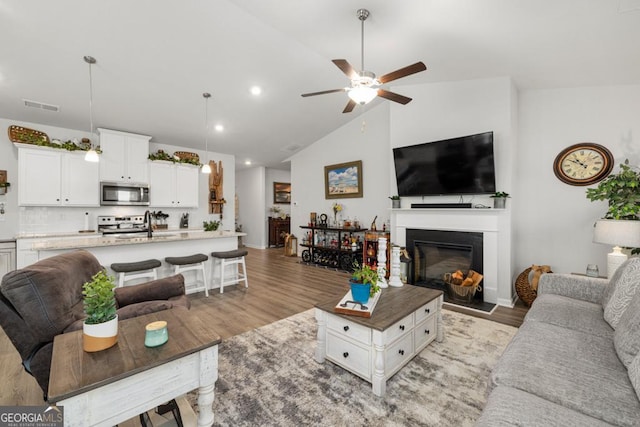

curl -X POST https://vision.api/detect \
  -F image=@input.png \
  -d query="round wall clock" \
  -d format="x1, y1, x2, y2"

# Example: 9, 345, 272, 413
553, 143, 614, 186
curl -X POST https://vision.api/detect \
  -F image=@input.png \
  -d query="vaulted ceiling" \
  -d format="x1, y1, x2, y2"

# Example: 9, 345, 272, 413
1, 1, 639, 170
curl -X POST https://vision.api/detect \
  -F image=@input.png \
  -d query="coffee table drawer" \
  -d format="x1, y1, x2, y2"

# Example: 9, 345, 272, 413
415, 299, 438, 323
327, 314, 371, 345
414, 316, 437, 350
385, 331, 414, 375
326, 332, 371, 380
384, 312, 414, 343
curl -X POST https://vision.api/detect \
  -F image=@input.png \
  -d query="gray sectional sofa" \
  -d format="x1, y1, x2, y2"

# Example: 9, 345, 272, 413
476, 257, 640, 426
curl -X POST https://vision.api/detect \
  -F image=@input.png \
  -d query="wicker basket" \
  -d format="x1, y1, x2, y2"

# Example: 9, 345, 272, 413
8, 125, 50, 144
446, 281, 482, 302
173, 151, 199, 163
515, 267, 553, 307
444, 270, 483, 303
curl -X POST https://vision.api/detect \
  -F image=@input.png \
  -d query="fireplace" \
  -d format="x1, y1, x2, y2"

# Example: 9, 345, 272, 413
407, 228, 484, 303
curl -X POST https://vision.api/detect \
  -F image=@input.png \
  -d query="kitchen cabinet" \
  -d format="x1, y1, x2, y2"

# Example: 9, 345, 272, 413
149, 161, 199, 208
98, 128, 151, 184
17, 144, 99, 207
0, 240, 16, 278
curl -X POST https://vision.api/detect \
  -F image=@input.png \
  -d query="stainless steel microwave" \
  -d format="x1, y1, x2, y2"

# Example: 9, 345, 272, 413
100, 182, 150, 206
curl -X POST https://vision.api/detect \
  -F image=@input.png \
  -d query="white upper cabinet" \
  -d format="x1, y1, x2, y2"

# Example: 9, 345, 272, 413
17, 144, 99, 207
149, 161, 199, 208
98, 128, 151, 184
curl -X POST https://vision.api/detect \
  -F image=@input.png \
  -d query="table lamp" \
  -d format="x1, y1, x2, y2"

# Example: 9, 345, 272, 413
593, 219, 640, 278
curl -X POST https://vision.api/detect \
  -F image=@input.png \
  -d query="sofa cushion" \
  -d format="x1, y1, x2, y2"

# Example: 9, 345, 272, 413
629, 353, 640, 401
476, 386, 613, 427
114, 274, 186, 308
602, 257, 640, 329
525, 293, 612, 338
0, 250, 102, 343
614, 290, 640, 368
490, 321, 640, 426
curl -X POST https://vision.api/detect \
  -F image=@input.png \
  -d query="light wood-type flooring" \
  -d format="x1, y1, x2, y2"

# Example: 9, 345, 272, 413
0, 246, 528, 406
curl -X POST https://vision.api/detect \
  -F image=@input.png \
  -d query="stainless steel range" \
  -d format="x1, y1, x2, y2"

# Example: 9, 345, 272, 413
97, 215, 148, 236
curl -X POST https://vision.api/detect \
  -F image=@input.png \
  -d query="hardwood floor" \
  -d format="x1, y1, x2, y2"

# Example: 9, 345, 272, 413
0, 246, 527, 406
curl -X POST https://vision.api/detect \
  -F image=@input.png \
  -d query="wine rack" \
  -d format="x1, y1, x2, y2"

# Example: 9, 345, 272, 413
299, 225, 367, 272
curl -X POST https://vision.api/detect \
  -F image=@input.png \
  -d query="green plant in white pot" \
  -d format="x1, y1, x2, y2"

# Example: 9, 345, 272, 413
349, 263, 381, 304
490, 191, 510, 209
82, 270, 118, 352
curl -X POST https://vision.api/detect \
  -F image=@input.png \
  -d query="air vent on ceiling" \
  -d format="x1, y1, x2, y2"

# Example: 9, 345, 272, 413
281, 144, 301, 152
23, 99, 60, 112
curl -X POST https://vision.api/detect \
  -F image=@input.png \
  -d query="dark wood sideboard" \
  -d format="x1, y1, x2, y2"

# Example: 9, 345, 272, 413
268, 217, 290, 247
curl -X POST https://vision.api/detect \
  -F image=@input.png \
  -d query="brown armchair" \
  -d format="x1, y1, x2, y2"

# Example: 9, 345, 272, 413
0, 249, 189, 398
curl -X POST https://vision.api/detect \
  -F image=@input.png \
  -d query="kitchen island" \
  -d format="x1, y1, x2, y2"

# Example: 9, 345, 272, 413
29, 230, 246, 293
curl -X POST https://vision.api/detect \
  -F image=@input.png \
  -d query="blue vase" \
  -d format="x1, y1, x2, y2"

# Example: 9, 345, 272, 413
349, 281, 371, 304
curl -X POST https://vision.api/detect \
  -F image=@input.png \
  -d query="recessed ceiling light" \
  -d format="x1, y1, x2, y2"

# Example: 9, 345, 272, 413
244, 160, 252, 165
214, 124, 224, 132
250, 86, 262, 96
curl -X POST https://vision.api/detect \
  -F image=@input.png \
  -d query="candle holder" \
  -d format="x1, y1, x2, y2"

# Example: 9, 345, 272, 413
145, 320, 169, 347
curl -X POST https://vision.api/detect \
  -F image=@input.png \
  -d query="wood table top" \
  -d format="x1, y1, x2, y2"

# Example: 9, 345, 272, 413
315, 285, 442, 331
48, 309, 221, 403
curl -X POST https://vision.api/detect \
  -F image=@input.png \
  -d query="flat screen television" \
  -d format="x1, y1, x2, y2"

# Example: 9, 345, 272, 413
393, 131, 496, 196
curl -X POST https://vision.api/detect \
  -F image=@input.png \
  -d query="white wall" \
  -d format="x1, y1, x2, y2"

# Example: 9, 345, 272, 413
0, 118, 234, 239
236, 166, 267, 248
265, 168, 291, 217
290, 103, 392, 243
514, 85, 640, 275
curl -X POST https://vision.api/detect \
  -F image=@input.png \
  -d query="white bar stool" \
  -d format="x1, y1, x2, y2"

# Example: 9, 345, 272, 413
164, 254, 209, 297
210, 249, 249, 293
110, 259, 162, 288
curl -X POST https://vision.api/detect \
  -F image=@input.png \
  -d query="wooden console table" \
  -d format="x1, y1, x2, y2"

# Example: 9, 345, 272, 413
268, 217, 290, 247
48, 309, 221, 427
315, 286, 443, 396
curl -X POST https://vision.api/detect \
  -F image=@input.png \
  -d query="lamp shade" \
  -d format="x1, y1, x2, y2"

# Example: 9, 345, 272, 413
593, 219, 640, 248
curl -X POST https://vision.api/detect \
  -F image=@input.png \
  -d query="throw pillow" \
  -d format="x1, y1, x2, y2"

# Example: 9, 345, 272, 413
603, 257, 640, 329
613, 290, 640, 367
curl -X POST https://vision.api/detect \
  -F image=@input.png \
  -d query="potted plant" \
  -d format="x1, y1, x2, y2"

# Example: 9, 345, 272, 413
349, 263, 381, 304
0, 182, 10, 196
82, 270, 118, 352
586, 159, 640, 254
490, 191, 510, 209
389, 195, 401, 209
203, 220, 221, 231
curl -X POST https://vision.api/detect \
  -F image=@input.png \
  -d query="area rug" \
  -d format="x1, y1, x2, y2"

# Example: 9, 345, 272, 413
196, 309, 517, 427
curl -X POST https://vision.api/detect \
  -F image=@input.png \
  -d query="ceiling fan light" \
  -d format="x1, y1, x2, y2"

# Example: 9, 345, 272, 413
84, 148, 99, 163
348, 86, 377, 105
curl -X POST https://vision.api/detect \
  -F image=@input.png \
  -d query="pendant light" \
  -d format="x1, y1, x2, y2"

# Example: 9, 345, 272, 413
83, 55, 99, 162
201, 92, 212, 174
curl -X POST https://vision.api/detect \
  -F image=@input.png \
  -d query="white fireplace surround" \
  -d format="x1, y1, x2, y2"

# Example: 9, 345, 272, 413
390, 208, 514, 307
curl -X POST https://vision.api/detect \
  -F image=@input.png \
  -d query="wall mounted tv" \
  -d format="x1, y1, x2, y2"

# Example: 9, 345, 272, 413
393, 131, 496, 196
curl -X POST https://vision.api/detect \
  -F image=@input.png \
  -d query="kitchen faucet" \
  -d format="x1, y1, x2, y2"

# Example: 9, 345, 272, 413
144, 210, 153, 238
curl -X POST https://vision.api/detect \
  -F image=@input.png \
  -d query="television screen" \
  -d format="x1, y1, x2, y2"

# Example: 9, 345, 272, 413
393, 131, 496, 196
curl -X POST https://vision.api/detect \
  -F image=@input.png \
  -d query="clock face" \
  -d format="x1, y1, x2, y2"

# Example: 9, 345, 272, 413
553, 143, 613, 186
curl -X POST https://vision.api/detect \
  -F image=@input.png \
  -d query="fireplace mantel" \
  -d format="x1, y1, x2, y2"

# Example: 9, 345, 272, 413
390, 208, 514, 307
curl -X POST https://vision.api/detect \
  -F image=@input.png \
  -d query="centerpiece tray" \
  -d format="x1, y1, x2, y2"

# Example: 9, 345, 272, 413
333, 289, 381, 318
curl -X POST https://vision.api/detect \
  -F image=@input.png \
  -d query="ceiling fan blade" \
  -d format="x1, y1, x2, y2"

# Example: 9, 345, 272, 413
332, 59, 359, 79
342, 99, 357, 113
301, 88, 346, 97
378, 62, 427, 84
377, 89, 412, 105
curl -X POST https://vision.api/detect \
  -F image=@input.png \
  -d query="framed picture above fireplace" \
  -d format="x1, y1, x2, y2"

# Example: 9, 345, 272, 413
324, 160, 363, 199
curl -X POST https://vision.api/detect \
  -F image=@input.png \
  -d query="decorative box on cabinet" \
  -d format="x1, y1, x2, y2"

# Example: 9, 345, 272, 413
269, 217, 290, 247
363, 231, 391, 278
299, 225, 367, 271
98, 128, 151, 184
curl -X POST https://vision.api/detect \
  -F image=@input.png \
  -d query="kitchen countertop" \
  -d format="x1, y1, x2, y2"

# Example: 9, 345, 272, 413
32, 230, 245, 251
15, 228, 205, 239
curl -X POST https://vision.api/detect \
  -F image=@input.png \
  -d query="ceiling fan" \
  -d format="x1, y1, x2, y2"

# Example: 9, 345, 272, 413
301, 8, 427, 113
